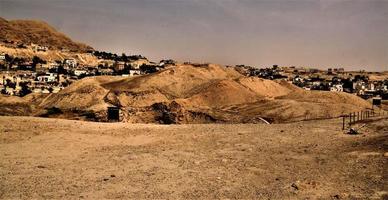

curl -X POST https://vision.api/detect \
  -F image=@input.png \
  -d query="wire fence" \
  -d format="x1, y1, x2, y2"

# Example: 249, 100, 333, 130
341, 109, 388, 130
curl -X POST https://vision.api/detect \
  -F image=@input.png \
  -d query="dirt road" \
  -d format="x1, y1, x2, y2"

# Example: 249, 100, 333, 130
0, 116, 387, 199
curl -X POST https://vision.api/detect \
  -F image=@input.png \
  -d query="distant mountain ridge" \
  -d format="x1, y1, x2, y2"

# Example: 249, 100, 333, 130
0, 17, 93, 52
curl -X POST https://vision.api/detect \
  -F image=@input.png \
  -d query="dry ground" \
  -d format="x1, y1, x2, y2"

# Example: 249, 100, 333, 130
0, 116, 387, 199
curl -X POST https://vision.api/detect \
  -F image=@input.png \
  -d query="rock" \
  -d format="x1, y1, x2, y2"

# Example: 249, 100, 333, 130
103, 178, 109, 181
333, 194, 341, 199
110, 174, 116, 178
37, 165, 46, 169
384, 152, 388, 157
348, 128, 358, 135
291, 183, 299, 190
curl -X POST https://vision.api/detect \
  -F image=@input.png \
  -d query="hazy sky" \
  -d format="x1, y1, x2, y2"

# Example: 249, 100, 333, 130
1, 0, 388, 71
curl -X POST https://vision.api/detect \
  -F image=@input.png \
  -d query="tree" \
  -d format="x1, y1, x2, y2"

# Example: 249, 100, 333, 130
1, 88, 7, 95
32, 56, 46, 65
57, 65, 68, 75
48, 87, 54, 93
5, 79, 15, 89
19, 82, 32, 97
121, 53, 129, 62
140, 64, 157, 74
5, 54, 13, 63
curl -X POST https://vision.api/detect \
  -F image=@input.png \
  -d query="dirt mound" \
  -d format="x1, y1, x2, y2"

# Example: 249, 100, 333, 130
23, 93, 50, 105
39, 76, 123, 112
183, 79, 262, 108
0, 17, 92, 52
237, 77, 292, 98
106, 90, 169, 108
104, 64, 242, 98
234, 98, 369, 123
0, 95, 33, 116
150, 101, 218, 124
278, 89, 371, 106
1, 64, 372, 123
276, 80, 305, 92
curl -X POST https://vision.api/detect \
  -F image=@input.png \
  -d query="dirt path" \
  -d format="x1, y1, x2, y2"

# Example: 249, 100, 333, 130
0, 117, 387, 199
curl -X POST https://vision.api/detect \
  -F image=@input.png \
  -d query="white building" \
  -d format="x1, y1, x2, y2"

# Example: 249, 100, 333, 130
48, 62, 60, 69
130, 59, 149, 69
73, 69, 87, 76
330, 84, 343, 92
99, 68, 114, 75
31, 43, 48, 52
64, 59, 77, 68
37, 73, 57, 82
367, 83, 375, 91
129, 69, 141, 76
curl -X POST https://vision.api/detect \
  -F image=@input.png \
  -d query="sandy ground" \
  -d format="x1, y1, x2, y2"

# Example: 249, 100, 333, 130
0, 116, 387, 199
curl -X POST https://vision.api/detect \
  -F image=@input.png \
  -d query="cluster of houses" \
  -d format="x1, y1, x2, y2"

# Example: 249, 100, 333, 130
0, 71, 64, 96
237, 65, 388, 100
30, 43, 49, 52
0, 50, 176, 96
1, 43, 386, 101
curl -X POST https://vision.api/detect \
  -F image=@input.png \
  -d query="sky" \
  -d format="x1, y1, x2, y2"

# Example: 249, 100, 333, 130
1, 0, 388, 71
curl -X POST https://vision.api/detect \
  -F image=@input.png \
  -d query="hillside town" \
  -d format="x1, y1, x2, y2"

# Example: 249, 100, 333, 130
0, 43, 176, 96
236, 64, 388, 100
0, 43, 387, 101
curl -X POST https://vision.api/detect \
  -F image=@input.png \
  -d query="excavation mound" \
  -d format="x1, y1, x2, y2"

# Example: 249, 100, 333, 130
104, 64, 242, 98
0, 95, 33, 116
1, 64, 372, 123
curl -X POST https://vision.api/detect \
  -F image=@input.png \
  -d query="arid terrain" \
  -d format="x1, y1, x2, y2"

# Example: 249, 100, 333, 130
0, 17, 92, 52
0, 14, 387, 200
0, 116, 386, 199
0, 64, 373, 124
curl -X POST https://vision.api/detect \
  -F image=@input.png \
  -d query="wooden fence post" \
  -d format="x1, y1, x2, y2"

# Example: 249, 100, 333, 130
343, 115, 346, 130
349, 113, 352, 124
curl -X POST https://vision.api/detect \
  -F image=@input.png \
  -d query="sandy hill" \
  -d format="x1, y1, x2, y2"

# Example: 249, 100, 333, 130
0, 95, 33, 116
0, 64, 373, 123
104, 64, 242, 98
0, 44, 99, 65
0, 17, 92, 52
